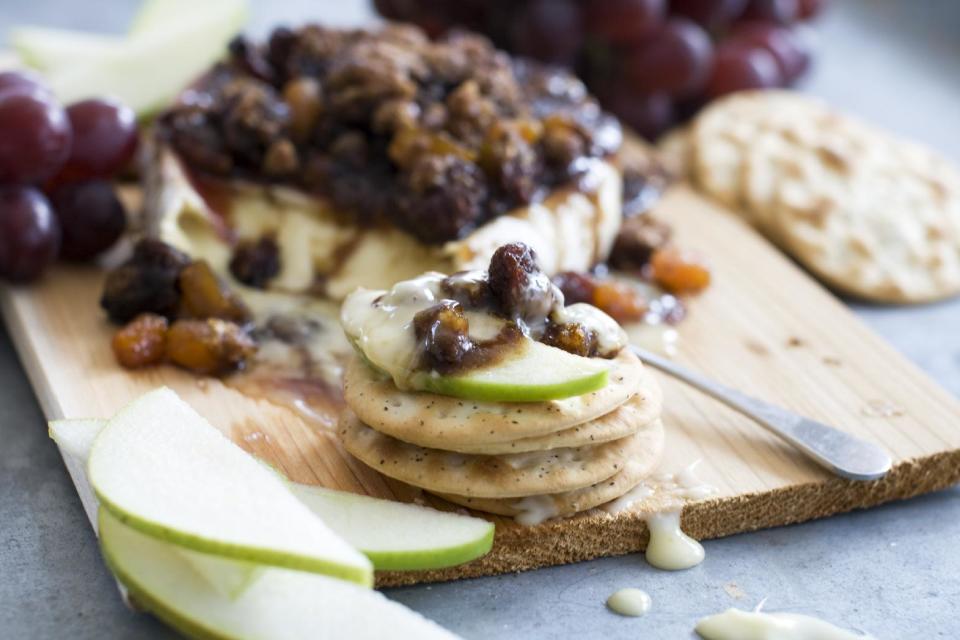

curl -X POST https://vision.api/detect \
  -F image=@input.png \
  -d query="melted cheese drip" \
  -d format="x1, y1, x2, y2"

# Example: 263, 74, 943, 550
554, 302, 628, 355
602, 459, 715, 570
695, 608, 873, 640
606, 588, 652, 617
512, 495, 559, 526
339, 273, 448, 386
644, 510, 705, 571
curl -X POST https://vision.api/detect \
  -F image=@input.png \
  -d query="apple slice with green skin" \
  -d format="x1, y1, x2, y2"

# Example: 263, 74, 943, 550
11, 27, 122, 72
45, 0, 247, 116
287, 484, 493, 571
87, 388, 373, 586
52, 417, 495, 572
415, 339, 611, 403
99, 509, 459, 640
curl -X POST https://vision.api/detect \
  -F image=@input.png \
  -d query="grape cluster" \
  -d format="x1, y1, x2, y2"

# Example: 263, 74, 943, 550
374, 0, 824, 139
0, 71, 137, 283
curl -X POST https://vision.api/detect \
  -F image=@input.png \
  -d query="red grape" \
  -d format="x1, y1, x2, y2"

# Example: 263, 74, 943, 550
0, 70, 46, 96
603, 90, 674, 140
797, 0, 827, 20
0, 89, 72, 185
625, 18, 713, 97
54, 98, 138, 184
0, 186, 61, 282
706, 42, 782, 97
729, 22, 811, 83
671, 0, 749, 31
741, 0, 800, 24
50, 180, 127, 261
583, 0, 665, 44
510, 0, 583, 66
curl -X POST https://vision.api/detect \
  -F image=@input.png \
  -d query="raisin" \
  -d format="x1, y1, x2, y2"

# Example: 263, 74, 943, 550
609, 215, 673, 271
178, 260, 251, 323
413, 301, 472, 368
487, 243, 559, 328
166, 318, 257, 375
100, 239, 190, 324
229, 237, 281, 289
111, 313, 168, 369
552, 271, 598, 306
541, 322, 598, 358
650, 247, 711, 295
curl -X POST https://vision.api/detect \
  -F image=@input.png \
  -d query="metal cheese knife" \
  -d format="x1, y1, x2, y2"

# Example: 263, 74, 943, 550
631, 345, 893, 481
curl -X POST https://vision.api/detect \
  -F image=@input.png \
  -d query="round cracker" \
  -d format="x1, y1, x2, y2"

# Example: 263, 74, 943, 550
449, 373, 661, 454
435, 422, 664, 520
342, 348, 646, 447
339, 410, 651, 499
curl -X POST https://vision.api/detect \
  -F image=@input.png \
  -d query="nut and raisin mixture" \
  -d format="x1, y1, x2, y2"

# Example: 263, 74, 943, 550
159, 24, 622, 244
413, 242, 620, 374
102, 239, 257, 375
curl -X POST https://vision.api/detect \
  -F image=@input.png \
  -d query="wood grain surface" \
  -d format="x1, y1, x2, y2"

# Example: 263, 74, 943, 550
3, 185, 959, 587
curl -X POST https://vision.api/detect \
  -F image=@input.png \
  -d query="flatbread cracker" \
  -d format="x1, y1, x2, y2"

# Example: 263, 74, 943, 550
342, 348, 646, 447
450, 376, 661, 454
339, 410, 654, 499
435, 420, 664, 520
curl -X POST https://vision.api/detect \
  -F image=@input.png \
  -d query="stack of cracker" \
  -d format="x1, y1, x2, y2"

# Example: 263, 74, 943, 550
338, 349, 664, 525
662, 90, 960, 303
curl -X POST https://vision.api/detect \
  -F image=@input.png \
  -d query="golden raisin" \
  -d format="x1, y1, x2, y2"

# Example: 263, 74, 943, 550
111, 313, 168, 369
650, 247, 711, 295
282, 77, 323, 143
178, 260, 251, 323
166, 319, 257, 376
542, 322, 597, 358
592, 281, 648, 323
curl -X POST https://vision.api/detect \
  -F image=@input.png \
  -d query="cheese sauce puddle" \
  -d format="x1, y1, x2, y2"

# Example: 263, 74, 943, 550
695, 608, 874, 640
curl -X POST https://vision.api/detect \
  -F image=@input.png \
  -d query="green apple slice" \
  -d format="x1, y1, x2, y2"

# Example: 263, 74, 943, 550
46, 0, 247, 116
52, 418, 494, 572
11, 27, 121, 72
99, 509, 458, 640
288, 484, 494, 571
416, 339, 610, 402
87, 388, 373, 586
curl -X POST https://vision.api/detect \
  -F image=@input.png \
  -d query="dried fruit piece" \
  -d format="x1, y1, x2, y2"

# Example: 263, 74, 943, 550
488, 243, 559, 327
413, 300, 472, 368
541, 322, 598, 358
179, 260, 251, 323
609, 214, 672, 270
650, 247, 711, 294
166, 318, 257, 376
592, 281, 648, 323
100, 239, 190, 324
112, 313, 168, 369
229, 237, 281, 289
552, 271, 598, 305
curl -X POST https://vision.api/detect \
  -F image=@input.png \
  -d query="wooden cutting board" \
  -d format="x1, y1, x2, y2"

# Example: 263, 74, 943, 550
3, 185, 959, 587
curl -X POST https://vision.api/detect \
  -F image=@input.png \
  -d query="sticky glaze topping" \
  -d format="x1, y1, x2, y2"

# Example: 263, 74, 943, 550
159, 24, 622, 245
341, 243, 627, 382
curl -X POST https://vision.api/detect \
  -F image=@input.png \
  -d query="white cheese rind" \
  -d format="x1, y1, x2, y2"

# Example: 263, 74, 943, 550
145, 143, 623, 298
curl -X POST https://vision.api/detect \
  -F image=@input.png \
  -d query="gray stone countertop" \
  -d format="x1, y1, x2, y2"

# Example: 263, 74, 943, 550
1, 1, 958, 638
